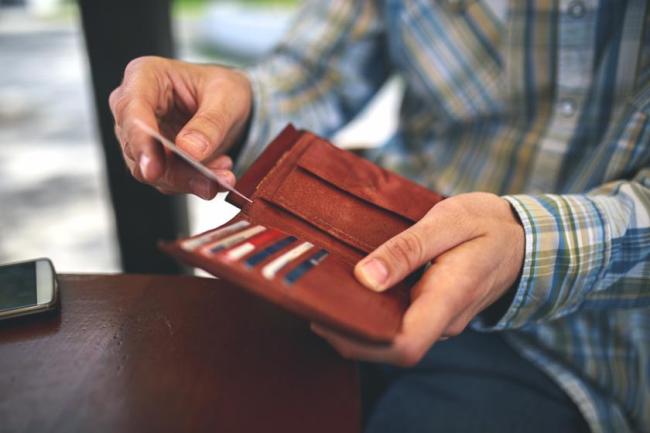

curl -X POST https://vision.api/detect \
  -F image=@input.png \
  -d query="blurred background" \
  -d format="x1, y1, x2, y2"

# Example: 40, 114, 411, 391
0, 0, 400, 274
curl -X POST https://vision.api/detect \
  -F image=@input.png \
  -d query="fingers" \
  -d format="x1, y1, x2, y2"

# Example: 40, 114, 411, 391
310, 285, 452, 367
110, 57, 251, 198
175, 75, 252, 161
311, 324, 403, 364
118, 118, 235, 199
116, 110, 237, 199
109, 58, 167, 183
120, 109, 166, 183
405, 235, 506, 339
311, 263, 460, 367
354, 198, 481, 292
313, 234, 506, 366
314, 195, 524, 367
157, 154, 236, 200
113, 106, 235, 198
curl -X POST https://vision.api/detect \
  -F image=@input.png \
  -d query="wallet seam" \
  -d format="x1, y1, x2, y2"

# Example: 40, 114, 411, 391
252, 133, 316, 201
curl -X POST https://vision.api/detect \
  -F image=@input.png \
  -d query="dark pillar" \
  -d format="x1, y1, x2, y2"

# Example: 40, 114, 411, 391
0, 0, 25, 6
78, 0, 189, 274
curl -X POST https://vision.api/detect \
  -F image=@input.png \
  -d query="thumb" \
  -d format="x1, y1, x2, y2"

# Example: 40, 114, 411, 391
176, 99, 230, 161
354, 226, 430, 293
354, 202, 474, 292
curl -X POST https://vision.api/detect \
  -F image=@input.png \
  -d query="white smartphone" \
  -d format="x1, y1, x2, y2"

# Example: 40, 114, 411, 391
0, 258, 58, 320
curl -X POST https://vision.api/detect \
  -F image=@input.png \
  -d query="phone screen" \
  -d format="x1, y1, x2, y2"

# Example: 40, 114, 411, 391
0, 262, 37, 312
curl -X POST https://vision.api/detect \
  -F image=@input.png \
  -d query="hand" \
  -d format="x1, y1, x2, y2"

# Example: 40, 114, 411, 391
311, 192, 525, 366
109, 56, 252, 199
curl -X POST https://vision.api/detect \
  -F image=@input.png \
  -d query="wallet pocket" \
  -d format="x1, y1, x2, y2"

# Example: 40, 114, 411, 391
262, 140, 441, 254
164, 217, 406, 342
296, 140, 441, 222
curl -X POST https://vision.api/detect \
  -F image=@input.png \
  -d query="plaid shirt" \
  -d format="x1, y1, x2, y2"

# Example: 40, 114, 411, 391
237, 1, 650, 431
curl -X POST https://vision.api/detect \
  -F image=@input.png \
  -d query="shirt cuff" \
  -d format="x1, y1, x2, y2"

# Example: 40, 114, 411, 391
473, 194, 612, 331
233, 67, 272, 176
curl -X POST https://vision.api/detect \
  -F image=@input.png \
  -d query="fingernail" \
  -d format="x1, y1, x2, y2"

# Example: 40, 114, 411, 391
139, 154, 151, 180
357, 258, 389, 291
215, 156, 233, 170
182, 133, 208, 157
189, 177, 212, 199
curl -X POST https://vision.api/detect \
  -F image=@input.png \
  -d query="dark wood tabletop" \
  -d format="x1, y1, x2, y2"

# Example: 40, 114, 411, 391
0, 274, 360, 433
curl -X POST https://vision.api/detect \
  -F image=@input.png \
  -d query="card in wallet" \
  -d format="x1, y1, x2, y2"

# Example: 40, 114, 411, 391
160, 125, 445, 343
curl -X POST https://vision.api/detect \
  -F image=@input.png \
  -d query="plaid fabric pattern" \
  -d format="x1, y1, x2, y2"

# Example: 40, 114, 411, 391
237, 1, 650, 431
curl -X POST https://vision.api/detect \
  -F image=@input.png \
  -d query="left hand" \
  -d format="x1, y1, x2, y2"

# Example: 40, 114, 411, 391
311, 192, 525, 367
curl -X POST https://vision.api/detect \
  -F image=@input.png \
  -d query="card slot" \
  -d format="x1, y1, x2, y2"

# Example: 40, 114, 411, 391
200, 224, 267, 254
261, 241, 315, 280
181, 219, 251, 251
246, 198, 365, 265
282, 249, 329, 285
244, 236, 298, 268
206, 227, 307, 273
203, 222, 333, 288
280, 254, 408, 338
161, 218, 407, 343
218, 228, 286, 262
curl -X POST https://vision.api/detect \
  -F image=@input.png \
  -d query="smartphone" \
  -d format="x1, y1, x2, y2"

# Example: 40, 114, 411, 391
0, 258, 58, 320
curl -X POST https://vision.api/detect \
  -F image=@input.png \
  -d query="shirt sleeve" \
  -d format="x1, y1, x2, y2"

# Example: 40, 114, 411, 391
475, 104, 650, 331
234, 0, 390, 174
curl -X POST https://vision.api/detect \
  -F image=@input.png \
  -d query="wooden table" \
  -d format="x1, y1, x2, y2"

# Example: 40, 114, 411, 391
0, 274, 360, 433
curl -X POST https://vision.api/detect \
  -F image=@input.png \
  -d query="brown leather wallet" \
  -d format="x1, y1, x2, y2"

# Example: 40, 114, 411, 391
161, 125, 444, 343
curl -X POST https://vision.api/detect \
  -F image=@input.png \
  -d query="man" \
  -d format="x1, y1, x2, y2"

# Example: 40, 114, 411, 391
109, 1, 649, 432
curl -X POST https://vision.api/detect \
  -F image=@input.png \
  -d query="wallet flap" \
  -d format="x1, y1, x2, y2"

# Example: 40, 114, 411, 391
252, 133, 444, 254
297, 139, 443, 222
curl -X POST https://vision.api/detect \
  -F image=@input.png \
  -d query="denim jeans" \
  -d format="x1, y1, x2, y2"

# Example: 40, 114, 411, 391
360, 329, 591, 433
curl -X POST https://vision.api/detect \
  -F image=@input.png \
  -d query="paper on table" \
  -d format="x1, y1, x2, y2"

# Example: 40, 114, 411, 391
133, 119, 253, 204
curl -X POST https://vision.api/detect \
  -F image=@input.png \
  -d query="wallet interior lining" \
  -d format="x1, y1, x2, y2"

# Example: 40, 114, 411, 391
269, 168, 413, 254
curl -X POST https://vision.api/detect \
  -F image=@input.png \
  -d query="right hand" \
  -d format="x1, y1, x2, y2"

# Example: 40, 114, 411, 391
109, 56, 253, 200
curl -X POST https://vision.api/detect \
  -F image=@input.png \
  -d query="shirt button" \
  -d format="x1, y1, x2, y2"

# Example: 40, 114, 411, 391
559, 98, 577, 117
568, 1, 586, 19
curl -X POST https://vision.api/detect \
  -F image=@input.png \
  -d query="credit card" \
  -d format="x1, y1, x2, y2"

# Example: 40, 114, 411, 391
245, 236, 298, 268
261, 242, 314, 279
221, 228, 285, 262
283, 249, 329, 285
181, 220, 251, 251
134, 118, 253, 204
205, 225, 267, 254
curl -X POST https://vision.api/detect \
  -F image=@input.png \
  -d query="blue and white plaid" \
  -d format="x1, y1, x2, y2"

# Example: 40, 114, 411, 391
237, 1, 650, 431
